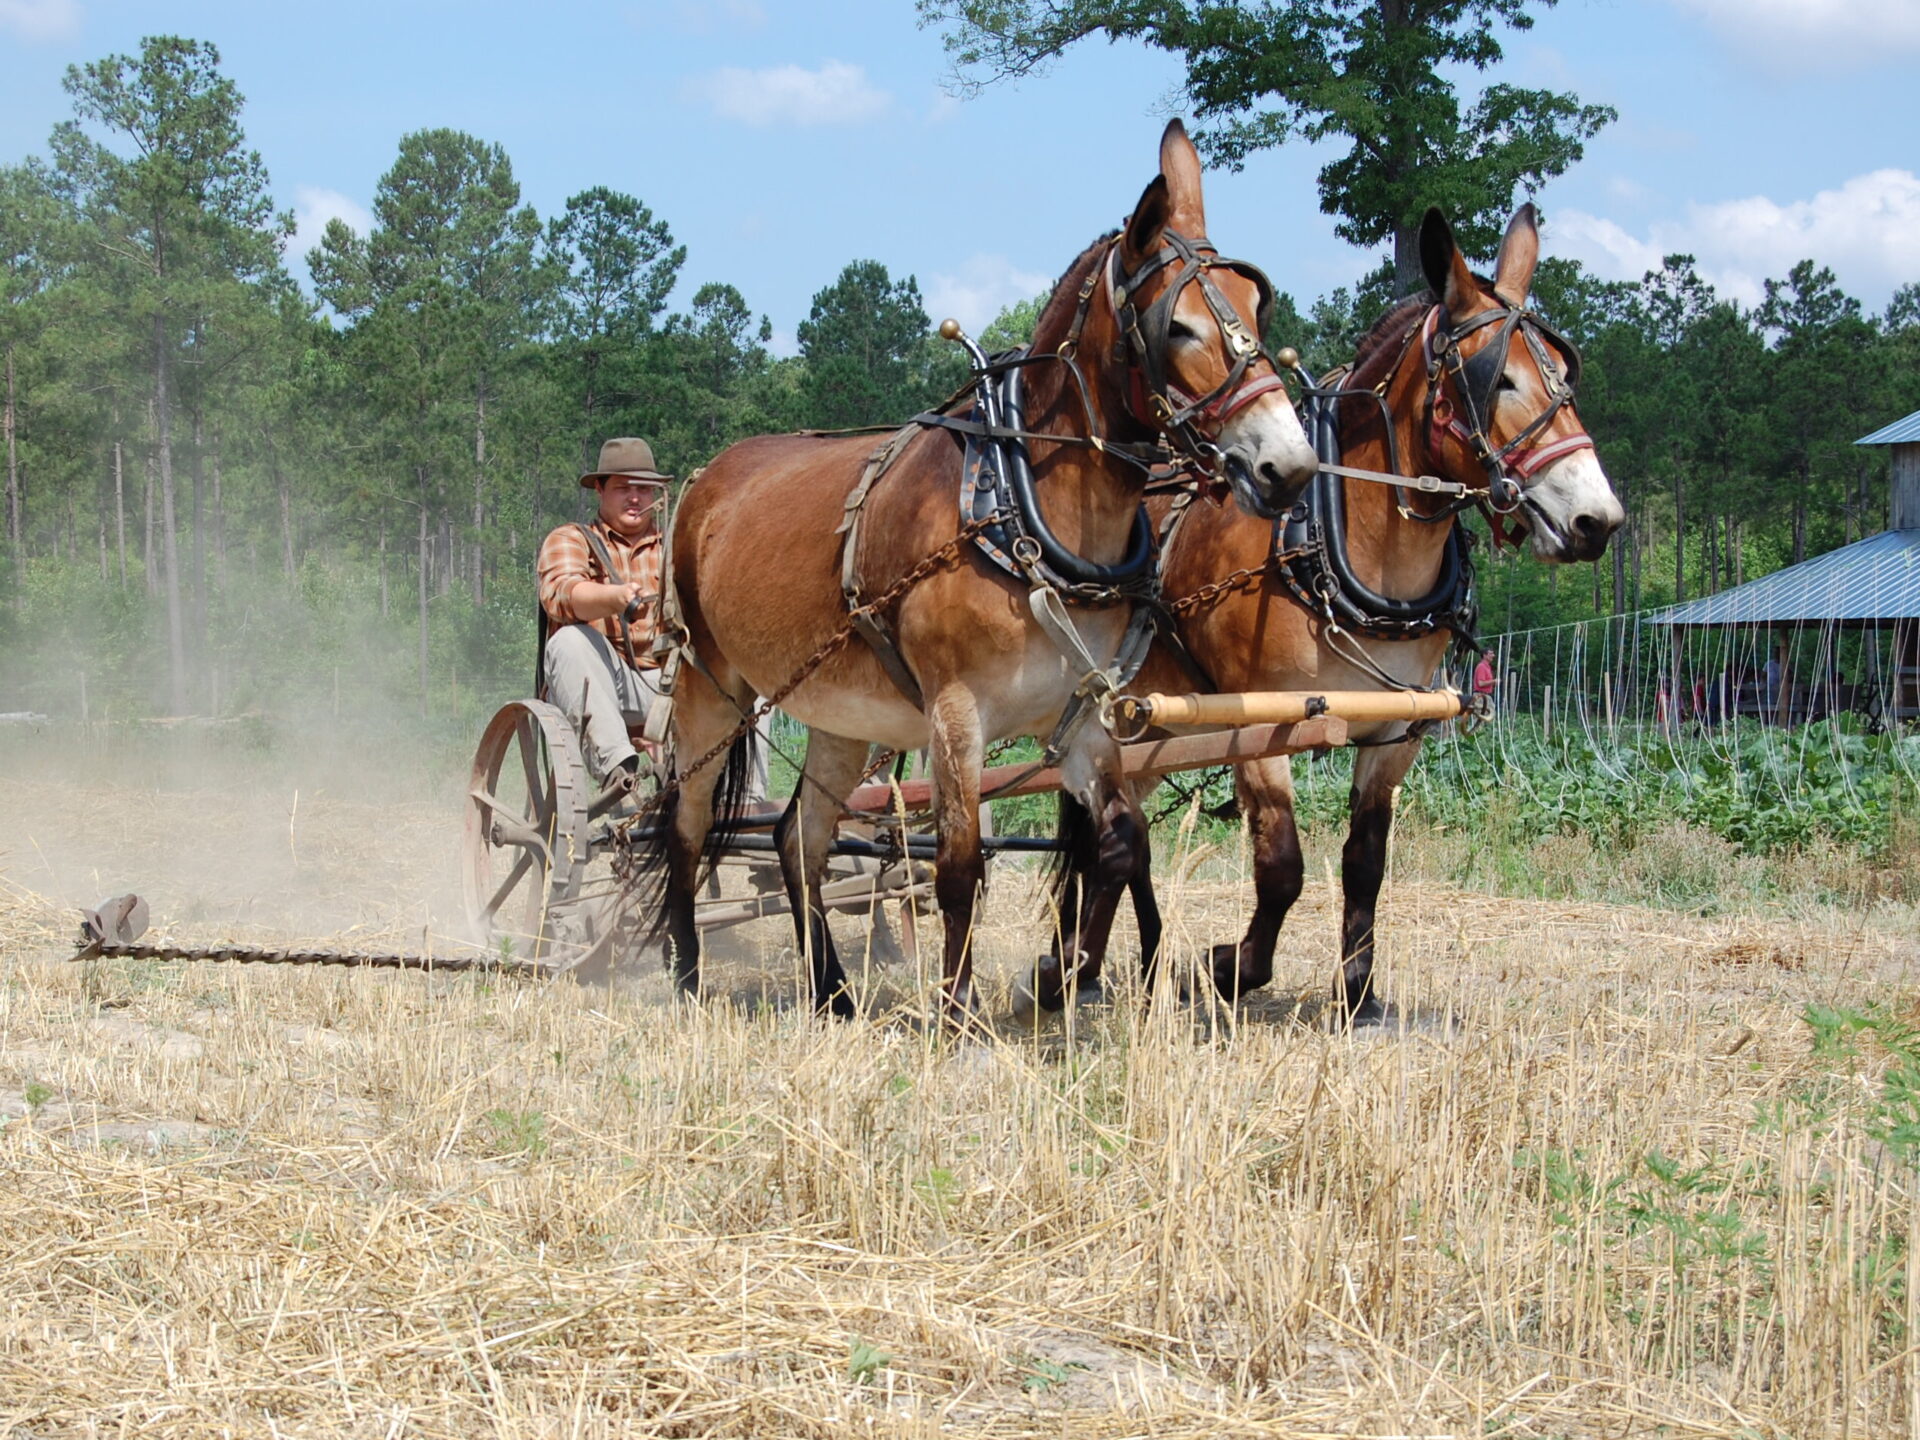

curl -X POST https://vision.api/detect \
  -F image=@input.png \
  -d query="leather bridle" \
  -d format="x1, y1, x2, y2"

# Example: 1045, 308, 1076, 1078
1418, 293, 1593, 542
1056, 228, 1288, 477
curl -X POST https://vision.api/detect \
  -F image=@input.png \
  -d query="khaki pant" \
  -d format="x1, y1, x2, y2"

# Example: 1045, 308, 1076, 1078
542, 623, 770, 800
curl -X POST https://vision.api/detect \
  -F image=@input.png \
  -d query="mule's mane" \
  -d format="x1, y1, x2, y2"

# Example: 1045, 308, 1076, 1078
1028, 230, 1119, 352
1349, 294, 1433, 378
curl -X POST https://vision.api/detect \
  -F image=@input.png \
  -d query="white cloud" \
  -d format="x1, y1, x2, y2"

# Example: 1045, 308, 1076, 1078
923, 254, 1053, 336
289, 185, 374, 286
1670, 0, 1920, 66
1551, 169, 1920, 308
689, 61, 889, 128
0, 0, 79, 41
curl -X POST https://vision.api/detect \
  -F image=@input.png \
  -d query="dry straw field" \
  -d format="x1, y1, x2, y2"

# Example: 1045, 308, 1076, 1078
2, 733, 1918, 1438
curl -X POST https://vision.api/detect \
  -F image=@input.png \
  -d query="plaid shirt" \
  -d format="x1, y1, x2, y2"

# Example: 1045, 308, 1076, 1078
537, 519, 665, 668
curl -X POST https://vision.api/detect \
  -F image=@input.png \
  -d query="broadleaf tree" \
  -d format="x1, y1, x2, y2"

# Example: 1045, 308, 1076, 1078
919, 0, 1614, 291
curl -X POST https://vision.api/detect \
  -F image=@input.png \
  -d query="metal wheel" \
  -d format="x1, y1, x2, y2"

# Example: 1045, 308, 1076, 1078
464, 699, 592, 959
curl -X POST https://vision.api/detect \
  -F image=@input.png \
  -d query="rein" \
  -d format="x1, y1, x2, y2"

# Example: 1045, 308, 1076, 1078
1419, 297, 1592, 544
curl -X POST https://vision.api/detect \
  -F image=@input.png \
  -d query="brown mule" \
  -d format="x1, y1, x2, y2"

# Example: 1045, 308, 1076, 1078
652, 122, 1318, 1022
1052, 204, 1625, 1024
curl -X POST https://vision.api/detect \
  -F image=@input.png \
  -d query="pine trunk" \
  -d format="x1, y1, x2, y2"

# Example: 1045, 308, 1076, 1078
113, 438, 127, 588
153, 315, 188, 714
416, 477, 430, 719
142, 439, 156, 597
1672, 471, 1685, 605
190, 401, 206, 629
274, 440, 295, 582
4, 342, 19, 571
472, 380, 486, 605
211, 427, 226, 592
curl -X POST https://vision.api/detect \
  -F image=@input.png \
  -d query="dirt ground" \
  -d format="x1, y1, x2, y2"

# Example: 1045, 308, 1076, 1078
2, 727, 1918, 1437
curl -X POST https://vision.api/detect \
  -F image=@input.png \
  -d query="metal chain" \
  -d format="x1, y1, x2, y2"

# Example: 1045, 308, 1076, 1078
640, 515, 1001, 808
1166, 546, 1309, 618
69, 941, 557, 979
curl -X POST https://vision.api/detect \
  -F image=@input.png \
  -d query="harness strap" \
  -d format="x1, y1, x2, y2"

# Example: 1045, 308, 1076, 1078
1029, 586, 1157, 765
643, 484, 691, 748
577, 522, 645, 672
839, 425, 929, 710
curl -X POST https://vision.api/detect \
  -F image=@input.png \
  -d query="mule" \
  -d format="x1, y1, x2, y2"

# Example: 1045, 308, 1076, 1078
1042, 204, 1625, 1024
652, 122, 1319, 1022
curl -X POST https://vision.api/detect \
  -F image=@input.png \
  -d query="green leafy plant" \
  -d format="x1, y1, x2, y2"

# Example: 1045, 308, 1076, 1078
1019, 1355, 1084, 1393
845, 1339, 892, 1385
482, 1108, 548, 1157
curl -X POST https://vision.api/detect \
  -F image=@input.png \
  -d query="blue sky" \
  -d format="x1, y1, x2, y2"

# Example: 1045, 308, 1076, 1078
4, 0, 1918, 351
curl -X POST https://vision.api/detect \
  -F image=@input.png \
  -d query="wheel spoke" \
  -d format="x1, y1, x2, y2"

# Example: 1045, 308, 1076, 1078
484, 849, 535, 921
518, 719, 548, 824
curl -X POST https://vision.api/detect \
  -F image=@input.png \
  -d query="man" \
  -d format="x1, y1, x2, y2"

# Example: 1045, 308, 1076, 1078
537, 437, 673, 787
537, 437, 770, 800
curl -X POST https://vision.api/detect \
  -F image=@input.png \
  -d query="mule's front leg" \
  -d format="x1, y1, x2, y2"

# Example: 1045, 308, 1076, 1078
1336, 741, 1421, 1024
659, 678, 744, 997
927, 688, 986, 1026
1211, 754, 1305, 1000
1028, 745, 1147, 1012
773, 729, 872, 1019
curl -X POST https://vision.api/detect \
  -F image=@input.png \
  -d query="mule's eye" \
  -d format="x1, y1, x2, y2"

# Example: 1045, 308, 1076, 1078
1496, 373, 1518, 392
1167, 319, 1197, 343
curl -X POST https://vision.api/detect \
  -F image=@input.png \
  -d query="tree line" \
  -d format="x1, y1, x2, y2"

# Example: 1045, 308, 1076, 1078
2, 28, 1916, 726
0, 37, 963, 721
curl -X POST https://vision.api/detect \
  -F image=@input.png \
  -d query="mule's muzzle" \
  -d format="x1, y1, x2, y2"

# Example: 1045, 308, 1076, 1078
1221, 444, 1314, 521
1522, 493, 1623, 564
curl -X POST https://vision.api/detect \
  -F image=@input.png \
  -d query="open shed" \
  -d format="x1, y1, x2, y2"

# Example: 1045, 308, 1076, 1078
1641, 409, 1920, 725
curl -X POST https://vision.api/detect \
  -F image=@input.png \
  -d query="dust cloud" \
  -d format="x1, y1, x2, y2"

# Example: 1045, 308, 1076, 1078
0, 712, 476, 950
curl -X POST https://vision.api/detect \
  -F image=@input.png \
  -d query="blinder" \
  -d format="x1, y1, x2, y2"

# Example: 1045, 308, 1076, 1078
1426, 296, 1591, 517
1106, 229, 1285, 466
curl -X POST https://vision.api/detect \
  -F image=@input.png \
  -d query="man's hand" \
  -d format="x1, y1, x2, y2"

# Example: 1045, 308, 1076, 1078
569, 578, 650, 623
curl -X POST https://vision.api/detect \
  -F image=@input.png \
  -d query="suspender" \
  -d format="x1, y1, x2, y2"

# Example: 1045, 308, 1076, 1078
575, 521, 657, 672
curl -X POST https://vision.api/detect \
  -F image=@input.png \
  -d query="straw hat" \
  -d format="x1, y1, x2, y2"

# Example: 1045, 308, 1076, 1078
580, 437, 673, 488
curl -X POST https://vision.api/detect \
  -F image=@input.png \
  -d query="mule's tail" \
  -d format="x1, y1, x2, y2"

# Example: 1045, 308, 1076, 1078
1044, 792, 1099, 944
633, 723, 763, 948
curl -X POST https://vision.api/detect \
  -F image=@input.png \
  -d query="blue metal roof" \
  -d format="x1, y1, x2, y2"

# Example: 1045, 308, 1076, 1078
1643, 528, 1920, 626
1857, 410, 1920, 445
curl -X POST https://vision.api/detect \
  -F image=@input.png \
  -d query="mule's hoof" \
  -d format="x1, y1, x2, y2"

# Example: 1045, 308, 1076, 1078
1348, 995, 1389, 1028
819, 986, 858, 1021
1069, 975, 1107, 1009
1008, 972, 1041, 1024
939, 986, 988, 1037
1014, 961, 1069, 1021
1208, 942, 1242, 999
1332, 992, 1389, 1029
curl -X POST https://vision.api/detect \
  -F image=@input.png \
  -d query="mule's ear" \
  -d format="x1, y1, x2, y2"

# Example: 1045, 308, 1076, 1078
1493, 203, 1540, 305
1123, 174, 1171, 267
1158, 118, 1206, 232
1419, 206, 1479, 311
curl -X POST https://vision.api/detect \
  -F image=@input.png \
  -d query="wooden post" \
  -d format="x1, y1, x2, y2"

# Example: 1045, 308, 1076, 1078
1543, 684, 1552, 743
1774, 631, 1791, 727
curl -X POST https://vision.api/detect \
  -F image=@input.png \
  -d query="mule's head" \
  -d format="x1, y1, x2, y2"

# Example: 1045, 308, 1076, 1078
1420, 205, 1625, 563
1106, 121, 1317, 520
